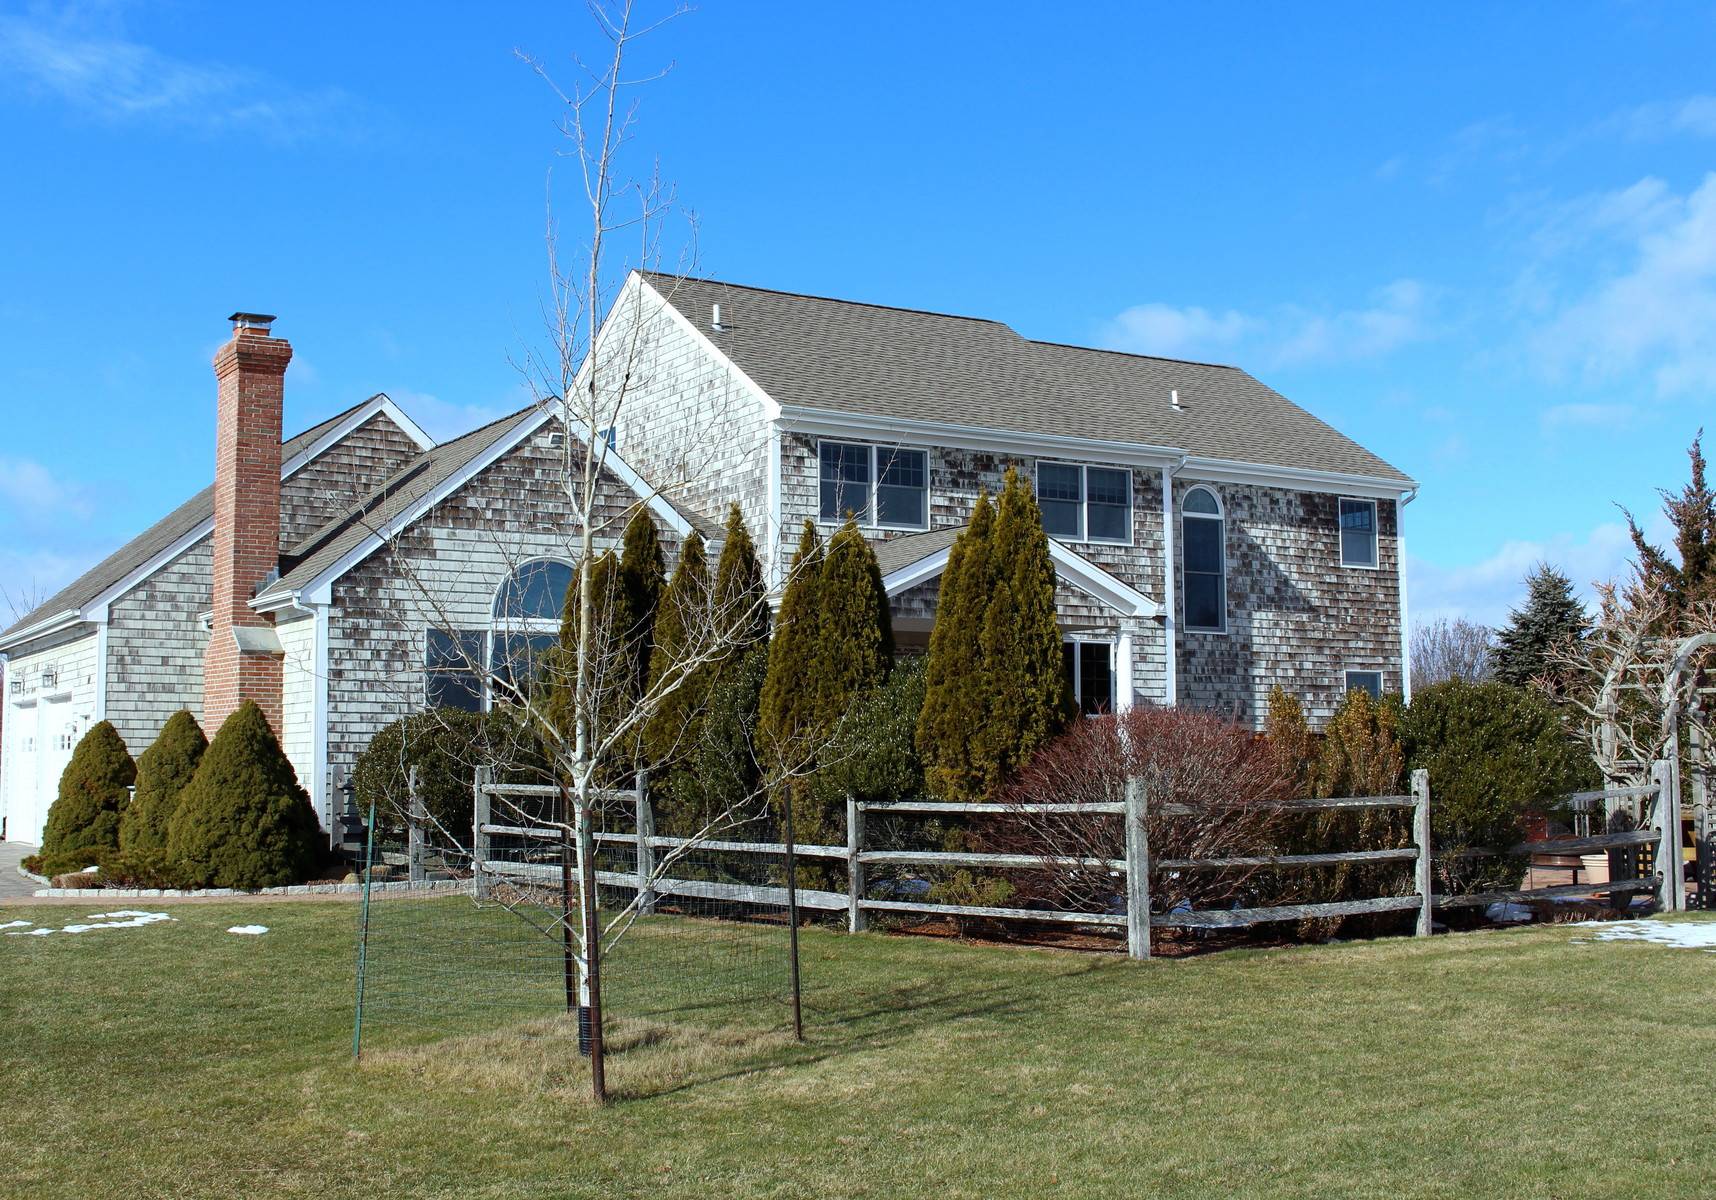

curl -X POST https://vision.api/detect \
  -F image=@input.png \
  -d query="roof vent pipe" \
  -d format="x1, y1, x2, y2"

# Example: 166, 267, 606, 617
711, 303, 723, 331
1170, 388, 1184, 411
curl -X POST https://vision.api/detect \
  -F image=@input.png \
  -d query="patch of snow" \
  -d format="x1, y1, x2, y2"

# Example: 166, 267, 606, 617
227, 925, 269, 936
5, 910, 175, 936
1575, 919, 1716, 952
1485, 902, 1533, 923
0, 920, 32, 930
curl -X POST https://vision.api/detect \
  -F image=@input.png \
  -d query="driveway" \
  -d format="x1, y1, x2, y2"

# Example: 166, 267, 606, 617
1, 842, 43, 901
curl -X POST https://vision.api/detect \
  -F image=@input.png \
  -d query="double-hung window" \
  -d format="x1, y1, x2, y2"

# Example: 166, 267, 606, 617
1344, 670, 1383, 699
1181, 486, 1226, 633
1035, 462, 1132, 543
1339, 498, 1378, 568
818, 441, 929, 530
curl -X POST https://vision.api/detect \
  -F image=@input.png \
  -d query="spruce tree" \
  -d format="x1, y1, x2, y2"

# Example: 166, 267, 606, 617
1492, 564, 1589, 688
119, 710, 207, 852
714, 504, 770, 649
40, 720, 136, 857
166, 700, 322, 889
1627, 431, 1716, 619
917, 491, 998, 801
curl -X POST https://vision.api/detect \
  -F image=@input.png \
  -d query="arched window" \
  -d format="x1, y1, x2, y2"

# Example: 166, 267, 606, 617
1182, 487, 1225, 633
493, 559, 575, 621
426, 558, 575, 713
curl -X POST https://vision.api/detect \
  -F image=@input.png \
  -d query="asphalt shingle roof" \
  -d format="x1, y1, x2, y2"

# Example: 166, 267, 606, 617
640, 272, 1412, 486
871, 526, 964, 579
1, 399, 389, 642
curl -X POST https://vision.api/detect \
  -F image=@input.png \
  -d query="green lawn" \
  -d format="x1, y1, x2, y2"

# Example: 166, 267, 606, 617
4, 898, 1715, 1200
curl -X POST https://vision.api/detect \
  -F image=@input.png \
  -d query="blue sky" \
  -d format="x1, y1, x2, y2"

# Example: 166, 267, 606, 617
0, 1, 1709, 627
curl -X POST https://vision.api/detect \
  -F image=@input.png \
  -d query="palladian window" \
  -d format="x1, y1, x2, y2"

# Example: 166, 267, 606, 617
424, 558, 573, 712
1182, 487, 1225, 633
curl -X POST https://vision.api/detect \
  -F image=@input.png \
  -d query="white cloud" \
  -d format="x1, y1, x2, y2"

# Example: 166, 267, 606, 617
0, 11, 351, 140
1099, 279, 1434, 367
1540, 402, 1635, 432
1409, 511, 1674, 629
1600, 95, 1716, 142
1529, 173, 1716, 393
390, 389, 521, 444
0, 457, 95, 522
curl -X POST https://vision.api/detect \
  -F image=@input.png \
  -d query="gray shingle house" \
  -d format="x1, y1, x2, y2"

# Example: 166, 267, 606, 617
0, 275, 1415, 846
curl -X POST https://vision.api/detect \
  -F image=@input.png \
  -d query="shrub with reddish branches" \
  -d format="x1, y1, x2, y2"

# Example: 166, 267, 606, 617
992, 707, 1295, 918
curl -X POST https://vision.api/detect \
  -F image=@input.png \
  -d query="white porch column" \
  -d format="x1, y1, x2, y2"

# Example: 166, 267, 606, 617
1116, 627, 1136, 711
1161, 465, 1178, 707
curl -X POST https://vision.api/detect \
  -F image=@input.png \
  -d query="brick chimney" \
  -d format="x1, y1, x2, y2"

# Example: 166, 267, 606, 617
202, 312, 291, 734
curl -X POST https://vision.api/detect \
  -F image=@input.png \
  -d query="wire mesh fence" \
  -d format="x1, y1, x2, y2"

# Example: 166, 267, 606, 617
351, 783, 799, 1077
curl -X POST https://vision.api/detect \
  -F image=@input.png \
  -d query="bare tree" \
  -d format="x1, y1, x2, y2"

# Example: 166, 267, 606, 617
1545, 581, 1716, 787
1, 581, 49, 627
1410, 617, 1494, 689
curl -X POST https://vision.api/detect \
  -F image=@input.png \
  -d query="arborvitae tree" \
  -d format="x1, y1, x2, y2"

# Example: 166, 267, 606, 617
1493, 564, 1589, 688
641, 530, 711, 778
1264, 685, 1315, 798
40, 720, 136, 857
1628, 431, 1716, 619
1314, 687, 1405, 799
618, 509, 667, 699
119, 710, 206, 852
714, 504, 770, 648
972, 468, 1073, 797
917, 491, 998, 801
166, 700, 322, 889
759, 521, 825, 769
813, 519, 894, 714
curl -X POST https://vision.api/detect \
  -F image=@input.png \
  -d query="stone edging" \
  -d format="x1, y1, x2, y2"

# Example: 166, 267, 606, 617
16, 862, 51, 887
30, 878, 468, 900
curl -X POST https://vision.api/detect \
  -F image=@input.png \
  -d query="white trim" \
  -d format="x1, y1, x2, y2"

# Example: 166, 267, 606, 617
766, 419, 784, 587
635, 273, 783, 421
280, 393, 435, 479
93, 618, 109, 721
814, 438, 931, 532
1116, 628, 1135, 712
311, 601, 331, 828
1180, 484, 1227, 635
1161, 463, 1180, 706
1064, 635, 1118, 715
490, 557, 577, 621
1033, 459, 1134, 546
781, 405, 1182, 469
1180, 456, 1413, 499
878, 537, 1160, 619
0, 608, 81, 652
270, 405, 690, 609
79, 517, 214, 626
1337, 496, 1380, 570
1398, 489, 1416, 703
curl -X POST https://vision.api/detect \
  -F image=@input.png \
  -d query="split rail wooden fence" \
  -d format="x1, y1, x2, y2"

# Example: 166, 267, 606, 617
439, 760, 1685, 961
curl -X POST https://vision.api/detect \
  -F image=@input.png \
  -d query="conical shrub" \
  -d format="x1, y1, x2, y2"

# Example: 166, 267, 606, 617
120, 709, 207, 851
166, 700, 322, 889
41, 720, 135, 856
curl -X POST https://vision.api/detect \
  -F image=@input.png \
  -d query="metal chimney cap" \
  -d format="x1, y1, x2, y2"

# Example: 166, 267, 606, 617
229, 312, 278, 332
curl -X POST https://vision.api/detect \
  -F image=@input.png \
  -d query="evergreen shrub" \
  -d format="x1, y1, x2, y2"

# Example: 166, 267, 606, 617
40, 720, 135, 857
119, 709, 207, 852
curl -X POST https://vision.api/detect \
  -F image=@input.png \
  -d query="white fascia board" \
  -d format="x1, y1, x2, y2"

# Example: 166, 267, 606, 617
880, 549, 953, 597
1179, 457, 1418, 499
880, 539, 1160, 620
0, 608, 82, 652
280, 394, 436, 479
779, 405, 1183, 468
79, 516, 215, 624
1046, 540, 1160, 618
277, 403, 690, 609
633, 272, 782, 420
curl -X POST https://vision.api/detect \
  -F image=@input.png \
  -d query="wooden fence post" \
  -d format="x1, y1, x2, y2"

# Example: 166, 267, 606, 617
1654, 759, 1682, 912
635, 772, 657, 916
847, 797, 867, 933
407, 764, 425, 884
472, 766, 491, 899
1693, 722, 1712, 911
1124, 777, 1150, 960
1411, 768, 1433, 937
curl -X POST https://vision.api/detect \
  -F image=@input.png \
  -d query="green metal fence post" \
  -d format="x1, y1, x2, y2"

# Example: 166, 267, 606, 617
352, 799, 377, 1060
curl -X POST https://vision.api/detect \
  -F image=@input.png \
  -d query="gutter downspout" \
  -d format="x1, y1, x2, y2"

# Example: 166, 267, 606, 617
1162, 455, 1189, 707
1397, 487, 1419, 704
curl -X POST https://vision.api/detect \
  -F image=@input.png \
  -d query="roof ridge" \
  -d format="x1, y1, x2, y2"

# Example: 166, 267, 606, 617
1027, 338, 1242, 372
638, 270, 1017, 331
